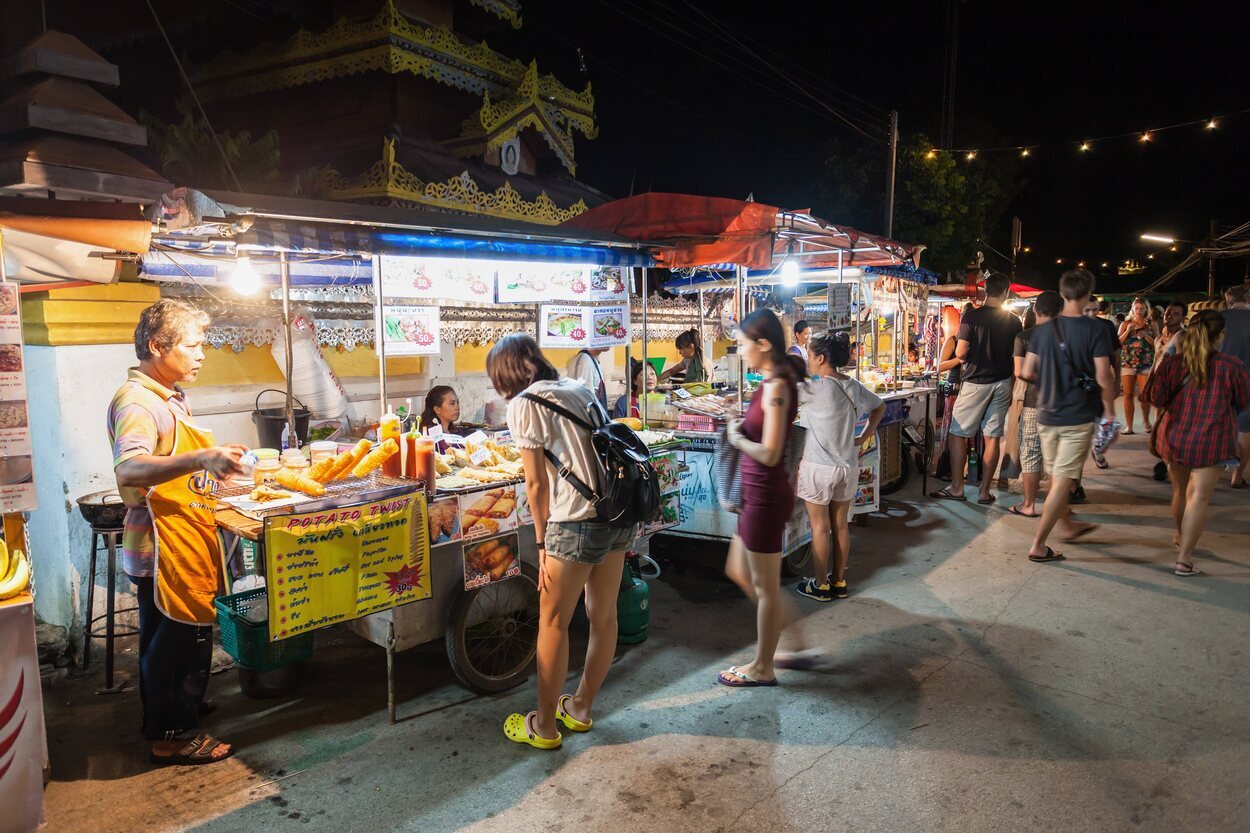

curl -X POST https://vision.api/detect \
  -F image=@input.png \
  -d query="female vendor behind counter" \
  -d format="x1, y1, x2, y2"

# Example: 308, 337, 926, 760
658, 329, 706, 384
613, 359, 658, 419
421, 385, 462, 450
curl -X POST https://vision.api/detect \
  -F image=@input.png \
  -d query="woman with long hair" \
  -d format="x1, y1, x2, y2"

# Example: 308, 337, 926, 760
420, 385, 461, 434
1118, 297, 1160, 433
612, 359, 658, 419
659, 328, 706, 383
794, 333, 885, 602
719, 309, 809, 686
487, 334, 637, 749
931, 304, 965, 477
1143, 312, 1250, 576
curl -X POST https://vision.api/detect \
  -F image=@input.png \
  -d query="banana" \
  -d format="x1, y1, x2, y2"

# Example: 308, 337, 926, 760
0, 542, 14, 586
0, 550, 29, 600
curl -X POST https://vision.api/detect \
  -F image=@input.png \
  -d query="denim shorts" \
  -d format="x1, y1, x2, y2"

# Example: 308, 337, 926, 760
1238, 407, 1250, 435
545, 520, 638, 565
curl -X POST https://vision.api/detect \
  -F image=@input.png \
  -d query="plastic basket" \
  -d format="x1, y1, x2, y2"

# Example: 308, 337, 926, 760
214, 588, 313, 672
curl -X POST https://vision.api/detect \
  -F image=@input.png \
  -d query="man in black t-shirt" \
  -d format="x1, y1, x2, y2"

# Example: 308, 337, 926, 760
1021, 270, 1117, 562
1011, 291, 1062, 517
931, 273, 1022, 504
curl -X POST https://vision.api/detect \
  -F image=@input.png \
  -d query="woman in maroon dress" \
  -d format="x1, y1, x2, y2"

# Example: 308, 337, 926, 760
719, 309, 809, 687
1143, 311, 1250, 576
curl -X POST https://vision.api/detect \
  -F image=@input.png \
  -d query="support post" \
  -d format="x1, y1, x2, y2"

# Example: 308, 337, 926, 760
641, 267, 649, 424
387, 620, 396, 725
1208, 218, 1217, 297
884, 110, 899, 238
374, 254, 388, 412
279, 252, 297, 446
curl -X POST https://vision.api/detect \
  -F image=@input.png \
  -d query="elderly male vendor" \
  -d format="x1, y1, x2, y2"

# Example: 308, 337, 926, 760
108, 300, 246, 765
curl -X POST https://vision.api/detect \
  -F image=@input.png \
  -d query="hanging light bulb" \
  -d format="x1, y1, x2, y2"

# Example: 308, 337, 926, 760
925, 149, 937, 159
231, 256, 260, 295
965, 150, 977, 160
1206, 119, 1217, 130
1139, 131, 1152, 142
1020, 147, 1030, 157
780, 256, 800, 286
1079, 142, 1091, 152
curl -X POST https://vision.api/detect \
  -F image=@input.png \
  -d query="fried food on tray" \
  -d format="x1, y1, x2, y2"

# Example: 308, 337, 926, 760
434, 453, 452, 475
457, 467, 506, 484
486, 440, 520, 462
485, 460, 524, 478
328, 440, 372, 480
275, 468, 326, 496
435, 475, 478, 490
307, 454, 338, 482
464, 495, 498, 518
249, 485, 292, 502
352, 438, 399, 478
486, 498, 516, 519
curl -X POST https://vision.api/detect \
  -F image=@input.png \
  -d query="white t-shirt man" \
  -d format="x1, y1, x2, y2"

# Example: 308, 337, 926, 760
507, 379, 602, 523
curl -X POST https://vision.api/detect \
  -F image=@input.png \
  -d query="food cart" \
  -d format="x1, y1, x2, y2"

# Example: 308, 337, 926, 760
143, 192, 662, 720
563, 193, 932, 561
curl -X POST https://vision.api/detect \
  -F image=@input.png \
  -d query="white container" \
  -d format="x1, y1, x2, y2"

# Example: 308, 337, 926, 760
309, 440, 337, 464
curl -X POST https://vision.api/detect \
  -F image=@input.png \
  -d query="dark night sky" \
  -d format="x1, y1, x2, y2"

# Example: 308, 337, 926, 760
502, 0, 1250, 293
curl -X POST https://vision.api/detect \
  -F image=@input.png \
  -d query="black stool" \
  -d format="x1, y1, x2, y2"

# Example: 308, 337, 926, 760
82, 524, 138, 689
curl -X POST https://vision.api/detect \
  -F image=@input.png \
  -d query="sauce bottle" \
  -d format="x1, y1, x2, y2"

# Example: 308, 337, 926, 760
378, 407, 403, 477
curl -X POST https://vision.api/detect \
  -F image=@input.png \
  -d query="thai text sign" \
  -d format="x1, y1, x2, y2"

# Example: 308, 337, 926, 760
264, 491, 431, 641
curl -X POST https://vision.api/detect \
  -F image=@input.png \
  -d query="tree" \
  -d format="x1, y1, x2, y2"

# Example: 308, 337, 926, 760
817, 133, 1026, 276
140, 101, 281, 191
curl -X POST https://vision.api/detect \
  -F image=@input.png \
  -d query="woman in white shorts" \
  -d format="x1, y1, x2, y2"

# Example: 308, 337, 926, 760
794, 333, 886, 601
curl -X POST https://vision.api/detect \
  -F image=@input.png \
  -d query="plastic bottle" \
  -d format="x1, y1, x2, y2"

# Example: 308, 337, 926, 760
378, 407, 403, 477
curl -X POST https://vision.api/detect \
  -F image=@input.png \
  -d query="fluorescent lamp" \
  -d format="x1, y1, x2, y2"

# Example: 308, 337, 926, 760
231, 256, 260, 295
1140, 234, 1175, 244
780, 258, 800, 286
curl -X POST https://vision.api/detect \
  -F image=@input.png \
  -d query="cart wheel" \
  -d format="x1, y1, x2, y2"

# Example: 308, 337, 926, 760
446, 562, 540, 694
782, 544, 812, 577
237, 663, 304, 699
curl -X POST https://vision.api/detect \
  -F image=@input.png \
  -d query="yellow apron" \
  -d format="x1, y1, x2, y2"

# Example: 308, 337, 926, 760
147, 418, 223, 625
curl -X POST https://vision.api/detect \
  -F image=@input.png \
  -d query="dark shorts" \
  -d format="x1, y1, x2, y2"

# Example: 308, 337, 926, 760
545, 520, 638, 566
1238, 407, 1250, 435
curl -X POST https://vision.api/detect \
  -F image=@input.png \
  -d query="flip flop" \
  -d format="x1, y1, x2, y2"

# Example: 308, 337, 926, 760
977, 494, 997, 505
717, 665, 778, 687
1061, 524, 1099, 543
774, 653, 820, 671
1174, 562, 1202, 577
149, 733, 234, 767
504, 712, 562, 750
1028, 547, 1066, 563
1009, 506, 1038, 518
556, 695, 592, 733
929, 487, 966, 501
1232, 480, 1248, 489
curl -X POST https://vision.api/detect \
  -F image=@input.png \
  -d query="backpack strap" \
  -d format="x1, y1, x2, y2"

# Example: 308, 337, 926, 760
520, 392, 601, 502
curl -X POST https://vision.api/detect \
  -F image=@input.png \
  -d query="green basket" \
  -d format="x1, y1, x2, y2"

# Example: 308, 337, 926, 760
214, 588, 314, 672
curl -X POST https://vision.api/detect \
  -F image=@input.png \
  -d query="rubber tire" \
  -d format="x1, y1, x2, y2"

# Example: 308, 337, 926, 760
445, 562, 540, 694
782, 543, 812, 577
237, 663, 304, 699
879, 441, 912, 495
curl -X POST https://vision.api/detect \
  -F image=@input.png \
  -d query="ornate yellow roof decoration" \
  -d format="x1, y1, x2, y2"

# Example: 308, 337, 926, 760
447, 60, 598, 174
192, 1, 592, 121
319, 138, 588, 225
467, 0, 522, 29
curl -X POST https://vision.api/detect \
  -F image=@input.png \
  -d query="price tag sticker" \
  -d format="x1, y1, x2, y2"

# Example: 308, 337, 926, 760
492, 430, 512, 444
464, 430, 488, 446
673, 387, 692, 400
470, 447, 493, 466
425, 422, 444, 440
444, 433, 466, 447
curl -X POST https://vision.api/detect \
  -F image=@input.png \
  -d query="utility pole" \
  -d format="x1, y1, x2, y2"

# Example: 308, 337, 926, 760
1207, 218, 1216, 297
884, 110, 899, 238
1011, 216, 1022, 280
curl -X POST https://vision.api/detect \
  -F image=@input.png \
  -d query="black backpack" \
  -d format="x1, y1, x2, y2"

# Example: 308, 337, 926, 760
520, 392, 661, 529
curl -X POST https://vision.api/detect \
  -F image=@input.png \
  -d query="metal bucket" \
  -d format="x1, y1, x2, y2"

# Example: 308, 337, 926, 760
251, 389, 310, 449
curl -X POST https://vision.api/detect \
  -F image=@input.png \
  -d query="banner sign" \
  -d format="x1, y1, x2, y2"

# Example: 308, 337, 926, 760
827, 284, 853, 331
0, 284, 35, 513
378, 255, 495, 304
264, 491, 432, 641
496, 264, 626, 303
379, 305, 441, 356
538, 305, 630, 349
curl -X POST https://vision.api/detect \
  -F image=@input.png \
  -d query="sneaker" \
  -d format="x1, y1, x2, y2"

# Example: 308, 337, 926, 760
831, 580, 849, 599
1069, 485, 1087, 504
795, 578, 833, 602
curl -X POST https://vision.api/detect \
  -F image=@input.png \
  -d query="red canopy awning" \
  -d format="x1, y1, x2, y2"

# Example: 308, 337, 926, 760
562, 192, 920, 271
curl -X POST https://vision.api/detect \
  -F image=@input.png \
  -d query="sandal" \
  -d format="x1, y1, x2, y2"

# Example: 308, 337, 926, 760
149, 733, 234, 766
1008, 506, 1038, 518
1028, 547, 1066, 563
929, 486, 966, 501
1060, 523, 1099, 543
504, 712, 562, 750
1174, 562, 1202, 577
774, 652, 820, 670
556, 695, 592, 733
977, 494, 997, 505
717, 665, 778, 687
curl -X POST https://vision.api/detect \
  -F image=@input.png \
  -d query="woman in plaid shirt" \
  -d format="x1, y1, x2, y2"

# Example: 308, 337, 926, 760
1143, 311, 1250, 577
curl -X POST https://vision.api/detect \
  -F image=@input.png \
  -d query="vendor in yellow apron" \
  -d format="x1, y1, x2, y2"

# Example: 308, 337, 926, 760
146, 418, 223, 625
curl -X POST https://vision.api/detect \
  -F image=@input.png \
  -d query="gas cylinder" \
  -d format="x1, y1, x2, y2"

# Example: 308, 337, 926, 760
617, 555, 650, 645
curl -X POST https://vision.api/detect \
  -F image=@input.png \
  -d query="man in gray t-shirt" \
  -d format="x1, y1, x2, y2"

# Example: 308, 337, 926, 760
1222, 286, 1250, 486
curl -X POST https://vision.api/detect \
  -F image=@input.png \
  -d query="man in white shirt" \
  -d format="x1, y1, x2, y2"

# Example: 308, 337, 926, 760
566, 348, 608, 410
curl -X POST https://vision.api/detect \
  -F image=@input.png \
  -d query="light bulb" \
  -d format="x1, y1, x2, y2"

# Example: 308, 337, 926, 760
1079, 142, 1090, 152
966, 150, 976, 160
780, 258, 800, 286
1020, 147, 1030, 157
925, 149, 937, 159
1140, 131, 1151, 142
231, 256, 260, 295
1206, 119, 1217, 130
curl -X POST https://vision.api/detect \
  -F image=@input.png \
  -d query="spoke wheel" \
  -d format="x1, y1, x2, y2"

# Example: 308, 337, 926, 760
446, 562, 540, 693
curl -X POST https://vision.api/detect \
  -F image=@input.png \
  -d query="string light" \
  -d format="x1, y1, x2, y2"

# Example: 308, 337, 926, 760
1056, 258, 1064, 264
1022, 246, 1031, 253
1206, 119, 1217, 130
966, 150, 977, 160
925, 148, 937, 159
1077, 261, 1086, 268
1139, 131, 1152, 142
1101, 262, 1108, 267
1020, 147, 1030, 157
1079, 141, 1091, 152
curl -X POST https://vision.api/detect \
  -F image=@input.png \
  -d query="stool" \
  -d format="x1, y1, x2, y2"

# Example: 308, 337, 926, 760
82, 525, 139, 690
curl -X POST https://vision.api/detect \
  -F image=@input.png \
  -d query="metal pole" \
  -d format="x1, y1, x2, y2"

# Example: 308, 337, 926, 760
624, 272, 632, 417
884, 110, 899, 238
697, 289, 707, 383
374, 254, 388, 411
1208, 218, 1216, 297
641, 267, 649, 425
386, 620, 396, 725
279, 252, 297, 446
736, 265, 746, 413
854, 275, 861, 381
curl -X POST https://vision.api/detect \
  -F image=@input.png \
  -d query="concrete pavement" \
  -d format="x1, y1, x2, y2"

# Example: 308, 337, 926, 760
40, 434, 1250, 832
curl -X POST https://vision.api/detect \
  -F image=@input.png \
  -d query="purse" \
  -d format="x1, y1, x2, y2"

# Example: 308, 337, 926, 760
714, 427, 743, 513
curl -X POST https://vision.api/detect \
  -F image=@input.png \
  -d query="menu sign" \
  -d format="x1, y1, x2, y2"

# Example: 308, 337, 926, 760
539, 304, 630, 349
827, 284, 853, 330
496, 264, 626, 303
379, 304, 441, 356
0, 284, 34, 512
263, 491, 432, 641
378, 255, 495, 304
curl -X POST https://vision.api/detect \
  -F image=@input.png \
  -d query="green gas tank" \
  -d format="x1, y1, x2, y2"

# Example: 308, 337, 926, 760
617, 557, 650, 645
